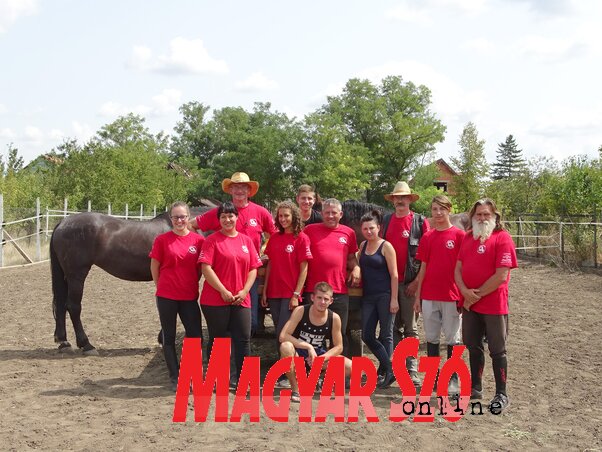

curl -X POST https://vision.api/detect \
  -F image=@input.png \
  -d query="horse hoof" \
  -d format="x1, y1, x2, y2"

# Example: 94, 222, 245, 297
82, 345, 99, 356
58, 342, 74, 353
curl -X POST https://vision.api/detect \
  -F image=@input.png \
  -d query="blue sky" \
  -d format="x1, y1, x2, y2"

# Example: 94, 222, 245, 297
1, 0, 601, 165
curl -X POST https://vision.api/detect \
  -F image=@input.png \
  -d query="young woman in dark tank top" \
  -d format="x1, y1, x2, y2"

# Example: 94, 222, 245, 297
358, 210, 399, 388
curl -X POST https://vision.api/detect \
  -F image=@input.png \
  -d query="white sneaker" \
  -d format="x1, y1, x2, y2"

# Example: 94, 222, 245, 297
275, 377, 291, 389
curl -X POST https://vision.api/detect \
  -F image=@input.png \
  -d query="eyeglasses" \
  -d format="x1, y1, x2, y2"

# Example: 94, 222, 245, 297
170, 215, 189, 221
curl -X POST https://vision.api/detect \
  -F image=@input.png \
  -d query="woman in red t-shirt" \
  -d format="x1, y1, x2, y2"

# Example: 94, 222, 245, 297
261, 202, 312, 351
198, 202, 263, 387
149, 201, 205, 391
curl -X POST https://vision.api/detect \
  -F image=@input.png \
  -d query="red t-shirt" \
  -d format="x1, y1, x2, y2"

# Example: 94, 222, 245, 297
264, 232, 313, 298
194, 202, 277, 254
198, 232, 263, 307
416, 226, 465, 302
457, 229, 518, 315
149, 231, 205, 300
385, 211, 430, 278
304, 223, 358, 294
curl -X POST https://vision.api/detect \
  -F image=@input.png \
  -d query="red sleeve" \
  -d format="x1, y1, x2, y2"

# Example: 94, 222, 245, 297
196, 208, 219, 232
296, 234, 313, 262
198, 235, 216, 265
422, 217, 431, 234
247, 236, 264, 269
457, 231, 470, 262
263, 208, 278, 234
264, 236, 274, 258
149, 235, 164, 261
496, 232, 518, 269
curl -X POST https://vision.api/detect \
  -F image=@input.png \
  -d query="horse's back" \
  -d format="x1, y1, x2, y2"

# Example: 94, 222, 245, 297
52, 212, 170, 281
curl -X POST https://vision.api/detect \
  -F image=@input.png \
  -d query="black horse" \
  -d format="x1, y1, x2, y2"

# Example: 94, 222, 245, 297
50, 208, 209, 354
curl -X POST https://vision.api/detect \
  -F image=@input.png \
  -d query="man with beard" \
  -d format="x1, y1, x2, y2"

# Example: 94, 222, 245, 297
382, 181, 430, 386
455, 198, 517, 412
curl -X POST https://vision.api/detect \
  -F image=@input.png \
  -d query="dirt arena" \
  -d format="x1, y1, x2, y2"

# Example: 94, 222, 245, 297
0, 260, 600, 451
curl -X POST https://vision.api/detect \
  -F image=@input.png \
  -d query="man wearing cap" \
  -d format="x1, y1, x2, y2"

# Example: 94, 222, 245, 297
381, 181, 430, 386
455, 198, 517, 412
189, 172, 277, 335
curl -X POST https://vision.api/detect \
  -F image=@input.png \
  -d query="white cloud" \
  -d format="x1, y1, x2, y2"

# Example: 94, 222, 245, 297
234, 72, 279, 92
386, 4, 432, 24
386, 0, 487, 23
464, 37, 495, 54
98, 88, 183, 118
50, 129, 65, 140
0, 0, 38, 33
151, 88, 182, 114
72, 121, 94, 143
517, 35, 587, 62
128, 37, 228, 75
23, 125, 43, 144
0, 127, 15, 139
0, 103, 7, 114
358, 60, 488, 121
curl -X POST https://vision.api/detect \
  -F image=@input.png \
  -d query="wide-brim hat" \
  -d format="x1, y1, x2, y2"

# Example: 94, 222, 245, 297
384, 181, 420, 202
222, 172, 260, 198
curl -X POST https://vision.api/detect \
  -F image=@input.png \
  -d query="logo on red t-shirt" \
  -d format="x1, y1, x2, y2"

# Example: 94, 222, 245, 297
477, 244, 486, 254
249, 219, 258, 227
339, 237, 348, 244
242, 245, 249, 254
188, 246, 197, 254
500, 252, 512, 265
285, 244, 294, 253
402, 230, 410, 238
446, 240, 455, 249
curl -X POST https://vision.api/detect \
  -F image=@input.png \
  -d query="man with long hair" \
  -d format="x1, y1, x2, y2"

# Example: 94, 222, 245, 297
454, 198, 517, 412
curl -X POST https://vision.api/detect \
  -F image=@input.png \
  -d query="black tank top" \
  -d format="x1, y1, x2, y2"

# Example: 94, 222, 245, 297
292, 305, 333, 350
359, 240, 391, 296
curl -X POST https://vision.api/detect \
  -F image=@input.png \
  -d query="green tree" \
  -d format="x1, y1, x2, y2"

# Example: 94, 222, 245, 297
318, 76, 446, 202
451, 122, 489, 212
49, 115, 187, 210
491, 134, 526, 180
292, 112, 373, 200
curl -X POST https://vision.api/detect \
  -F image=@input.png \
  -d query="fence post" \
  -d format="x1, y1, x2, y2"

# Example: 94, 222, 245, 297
535, 214, 540, 258
140, 204, 144, 220
36, 198, 41, 261
45, 206, 49, 237
108, 203, 112, 216
560, 221, 565, 263
0, 193, 4, 267
153, 205, 157, 217
125, 203, 129, 220
517, 217, 523, 255
88, 200, 92, 212
593, 210, 598, 269
63, 198, 68, 217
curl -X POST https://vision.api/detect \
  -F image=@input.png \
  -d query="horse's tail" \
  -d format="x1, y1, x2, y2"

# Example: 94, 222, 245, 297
50, 230, 68, 321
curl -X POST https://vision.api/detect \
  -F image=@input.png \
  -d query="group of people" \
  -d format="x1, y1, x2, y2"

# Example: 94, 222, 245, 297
149, 171, 517, 413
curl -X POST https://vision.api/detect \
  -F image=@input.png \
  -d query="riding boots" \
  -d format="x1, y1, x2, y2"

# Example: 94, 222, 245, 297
163, 345, 179, 392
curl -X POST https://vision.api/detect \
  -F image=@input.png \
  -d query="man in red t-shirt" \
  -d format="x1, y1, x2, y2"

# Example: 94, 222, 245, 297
304, 198, 361, 358
382, 181, 430, 386
188, 172, 277, 335
414, 194, 465, 395
455, 198, 517, 413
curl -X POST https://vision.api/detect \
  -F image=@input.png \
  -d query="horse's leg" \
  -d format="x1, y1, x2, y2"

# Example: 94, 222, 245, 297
50, 241, 72, 352
66, 272, 98, 356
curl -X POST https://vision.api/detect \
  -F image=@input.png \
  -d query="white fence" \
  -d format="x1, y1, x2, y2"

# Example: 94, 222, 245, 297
0, 194, 162, 268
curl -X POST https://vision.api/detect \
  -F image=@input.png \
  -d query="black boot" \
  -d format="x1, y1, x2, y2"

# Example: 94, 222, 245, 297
163, 345, 179, 392
447, 345, 459, 395
427, 342, 440, 357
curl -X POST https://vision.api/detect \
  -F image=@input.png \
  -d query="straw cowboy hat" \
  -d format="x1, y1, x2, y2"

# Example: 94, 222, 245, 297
221, 172, 260, 198
384, 181, 420, 202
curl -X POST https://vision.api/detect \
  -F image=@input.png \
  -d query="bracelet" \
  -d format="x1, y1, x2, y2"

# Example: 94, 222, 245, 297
293, 291, 301, 298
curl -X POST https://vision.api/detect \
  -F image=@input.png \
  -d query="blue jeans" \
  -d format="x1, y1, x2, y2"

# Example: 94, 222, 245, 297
361, 293, 394, 371
250, 279, 260, 334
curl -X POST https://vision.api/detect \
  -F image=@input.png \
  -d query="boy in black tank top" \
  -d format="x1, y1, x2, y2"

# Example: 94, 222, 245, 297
279, 282, 352, 402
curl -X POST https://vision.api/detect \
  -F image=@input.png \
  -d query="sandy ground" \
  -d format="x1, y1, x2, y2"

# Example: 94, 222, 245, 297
0, 260, 600, 451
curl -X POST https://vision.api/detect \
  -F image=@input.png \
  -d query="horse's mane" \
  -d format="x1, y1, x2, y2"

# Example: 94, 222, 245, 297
340, 200, 390, 227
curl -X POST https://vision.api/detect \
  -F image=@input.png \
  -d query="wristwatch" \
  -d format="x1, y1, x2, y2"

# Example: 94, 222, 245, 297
293, 291, 301, 298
